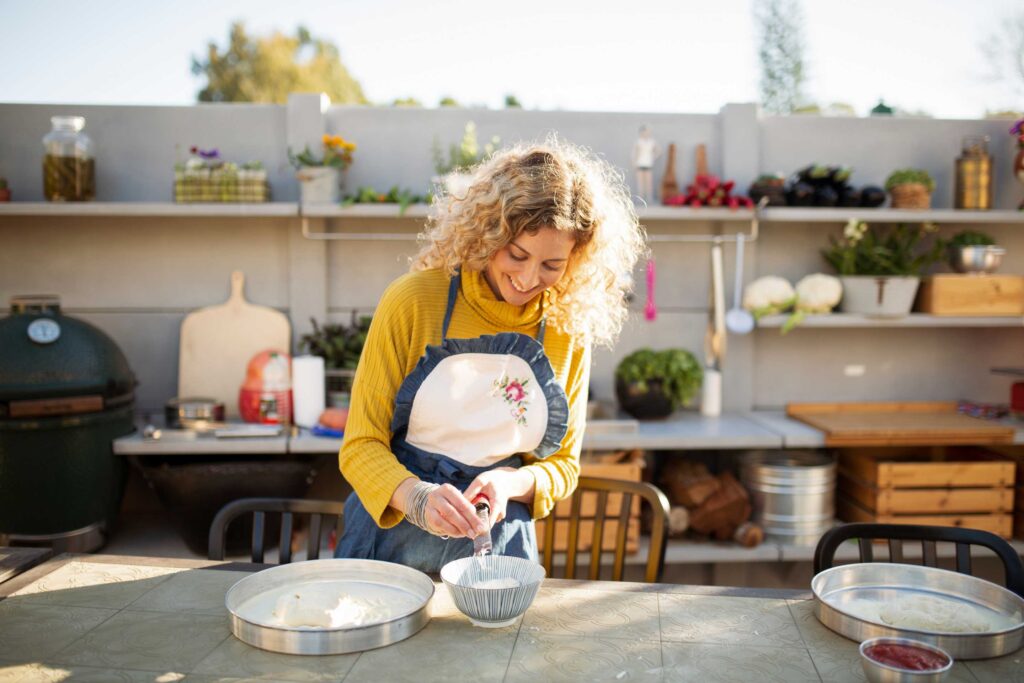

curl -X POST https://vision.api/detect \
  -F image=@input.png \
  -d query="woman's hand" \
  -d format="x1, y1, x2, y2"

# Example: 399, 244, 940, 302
423, 484, 486, 538
463, 467, 536, 528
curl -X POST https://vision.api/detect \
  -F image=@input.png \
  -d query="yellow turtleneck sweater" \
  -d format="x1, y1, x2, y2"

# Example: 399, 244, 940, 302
339, 267, 590, 528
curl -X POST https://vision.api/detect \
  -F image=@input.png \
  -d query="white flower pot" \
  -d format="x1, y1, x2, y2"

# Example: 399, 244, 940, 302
296, 167, 342, 204
839, 276, 920, 317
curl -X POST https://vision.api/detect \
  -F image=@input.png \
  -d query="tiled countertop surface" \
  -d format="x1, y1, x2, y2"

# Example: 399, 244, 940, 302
1, 554, 1021, 682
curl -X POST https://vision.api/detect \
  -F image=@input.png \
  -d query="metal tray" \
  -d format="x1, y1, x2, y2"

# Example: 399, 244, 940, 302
225, 558, 434, 655
812, 563, 1024, 659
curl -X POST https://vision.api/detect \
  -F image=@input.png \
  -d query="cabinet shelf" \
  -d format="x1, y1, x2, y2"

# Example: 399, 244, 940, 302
761, 207, 1024, 224
757, 313, 1024, 328
0, 202, 298, 217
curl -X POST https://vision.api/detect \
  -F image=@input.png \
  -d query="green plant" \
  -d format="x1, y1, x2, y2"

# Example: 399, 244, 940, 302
341, 185, 430, 215
949, 230, 996, 248
822, 219, 945, 277
431, 121, 499, 175
884, 168, 935, 193
299, 313, 372, 370
614, 348, 703, 409
288, 134, 356, 170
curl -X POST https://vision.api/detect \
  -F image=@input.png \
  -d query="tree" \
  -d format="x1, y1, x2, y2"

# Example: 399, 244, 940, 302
754, 0, 807, 114
504, 94, 522, 109
192, 22, 367, 105
438, 96, 460, 107
392, 97, 423, 107
982, 11, 1024, 100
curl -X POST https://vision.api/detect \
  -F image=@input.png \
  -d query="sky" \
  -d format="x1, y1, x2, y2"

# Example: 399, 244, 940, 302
1, 0, 1022, 118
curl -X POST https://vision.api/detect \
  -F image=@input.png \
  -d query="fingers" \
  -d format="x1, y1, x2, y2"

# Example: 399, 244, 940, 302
429, 484, 484, 537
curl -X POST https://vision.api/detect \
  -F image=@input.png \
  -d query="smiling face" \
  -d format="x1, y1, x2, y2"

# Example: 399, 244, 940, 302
483, 227, 576, 305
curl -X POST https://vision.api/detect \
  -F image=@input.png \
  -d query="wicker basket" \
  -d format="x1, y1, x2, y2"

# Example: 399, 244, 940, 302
889, 182, 931, 209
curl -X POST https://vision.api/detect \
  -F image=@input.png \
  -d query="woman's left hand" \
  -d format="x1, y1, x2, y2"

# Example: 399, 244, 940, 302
464, 467, 535, 528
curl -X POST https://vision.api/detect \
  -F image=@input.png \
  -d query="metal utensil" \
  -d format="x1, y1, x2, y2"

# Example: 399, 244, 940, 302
859, 636, 952, 683
812, 562, 1024, 659
725, 234, 755, 334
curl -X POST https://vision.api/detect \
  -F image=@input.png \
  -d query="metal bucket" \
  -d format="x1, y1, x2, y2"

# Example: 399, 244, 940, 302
740, 450, 836, 545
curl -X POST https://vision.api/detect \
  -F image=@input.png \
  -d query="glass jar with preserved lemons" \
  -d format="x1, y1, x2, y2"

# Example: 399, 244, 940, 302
42, 116, 95, 201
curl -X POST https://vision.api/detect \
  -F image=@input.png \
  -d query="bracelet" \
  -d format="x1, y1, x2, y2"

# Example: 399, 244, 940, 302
404, 481, 443, 535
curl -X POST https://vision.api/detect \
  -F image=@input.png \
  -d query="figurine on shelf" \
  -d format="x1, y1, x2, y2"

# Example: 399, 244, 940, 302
661, 143, 680, 204
632, 124, 660, 204
1011, 117, 1024, 210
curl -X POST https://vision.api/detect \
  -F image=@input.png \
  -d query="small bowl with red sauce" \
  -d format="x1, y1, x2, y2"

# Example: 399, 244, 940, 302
859, 637, 953, 682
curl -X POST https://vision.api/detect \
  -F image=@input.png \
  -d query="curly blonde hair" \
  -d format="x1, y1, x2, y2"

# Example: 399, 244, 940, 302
412, 137, 646, 348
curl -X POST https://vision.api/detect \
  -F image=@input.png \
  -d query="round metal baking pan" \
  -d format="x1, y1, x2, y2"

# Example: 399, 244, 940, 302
225, 558, 434, 655
812, 562, 1024, 659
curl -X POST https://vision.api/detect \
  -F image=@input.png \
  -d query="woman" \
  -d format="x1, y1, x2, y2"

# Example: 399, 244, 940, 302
336, 138, 645, 572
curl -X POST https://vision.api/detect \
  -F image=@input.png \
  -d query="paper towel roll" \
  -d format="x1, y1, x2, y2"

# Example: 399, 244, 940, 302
700, 369, 722, 417
292, 355, 326, 428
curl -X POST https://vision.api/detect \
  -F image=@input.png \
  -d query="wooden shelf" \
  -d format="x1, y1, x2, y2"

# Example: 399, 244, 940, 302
299, 203, 431, 218
762, 207, 1024, 224
0, 202, 298, 217
757, 313, 1024, 328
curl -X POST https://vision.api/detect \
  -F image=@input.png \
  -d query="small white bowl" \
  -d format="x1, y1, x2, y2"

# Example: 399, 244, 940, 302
859, 637, 953, 683
440, 555, 545, 628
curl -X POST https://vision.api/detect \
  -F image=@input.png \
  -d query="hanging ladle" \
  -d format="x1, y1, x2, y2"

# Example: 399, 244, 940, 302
725, 233, 755, 334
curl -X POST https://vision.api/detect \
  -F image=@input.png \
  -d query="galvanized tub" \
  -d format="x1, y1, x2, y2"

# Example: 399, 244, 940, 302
740, 450, 836, 545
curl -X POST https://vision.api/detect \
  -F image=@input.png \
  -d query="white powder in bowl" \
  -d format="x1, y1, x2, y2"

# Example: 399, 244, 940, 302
471, 578, 521, 590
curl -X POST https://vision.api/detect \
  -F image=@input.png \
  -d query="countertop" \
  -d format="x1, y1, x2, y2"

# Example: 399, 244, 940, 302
2, 553, 1020, 681
113, 410, 1024, 455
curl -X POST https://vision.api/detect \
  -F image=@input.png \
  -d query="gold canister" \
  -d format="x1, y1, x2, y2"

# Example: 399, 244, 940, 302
954, 135, 992, 209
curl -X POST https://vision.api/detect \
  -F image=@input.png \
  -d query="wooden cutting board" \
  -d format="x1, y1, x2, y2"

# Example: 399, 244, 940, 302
787, 401, 1014, 447
178, 271, 290, 418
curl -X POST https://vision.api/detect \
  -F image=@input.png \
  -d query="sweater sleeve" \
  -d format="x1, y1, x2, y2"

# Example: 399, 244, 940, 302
337, 280, 419, 528
520, 341, 591, 519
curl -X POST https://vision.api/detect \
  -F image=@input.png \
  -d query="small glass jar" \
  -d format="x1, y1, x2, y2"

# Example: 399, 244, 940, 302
42, 116, 95, 201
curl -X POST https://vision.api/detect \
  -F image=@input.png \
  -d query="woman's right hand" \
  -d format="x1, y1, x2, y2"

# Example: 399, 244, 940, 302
422, 484, 487, 538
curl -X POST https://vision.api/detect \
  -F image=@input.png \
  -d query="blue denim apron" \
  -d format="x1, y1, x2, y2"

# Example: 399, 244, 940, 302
336, 270, 569, 573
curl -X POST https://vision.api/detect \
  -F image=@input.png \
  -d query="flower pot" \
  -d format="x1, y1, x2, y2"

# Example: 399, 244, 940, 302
839, 276, 920, 317
615, 377, 675, 420
297, 166, 342, 204
888, 183, 931, 209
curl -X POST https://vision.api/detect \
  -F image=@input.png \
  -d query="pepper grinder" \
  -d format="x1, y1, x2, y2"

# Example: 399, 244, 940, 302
472, 497, 492, 556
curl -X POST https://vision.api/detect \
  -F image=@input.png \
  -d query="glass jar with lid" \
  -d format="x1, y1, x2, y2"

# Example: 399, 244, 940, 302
954, 135, 992, 210
42, 116, 95, 201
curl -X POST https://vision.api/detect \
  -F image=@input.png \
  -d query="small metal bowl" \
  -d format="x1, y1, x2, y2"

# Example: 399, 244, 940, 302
440, 555, 544, 628
859, 637, 953, 683
948, 245, 1005, 274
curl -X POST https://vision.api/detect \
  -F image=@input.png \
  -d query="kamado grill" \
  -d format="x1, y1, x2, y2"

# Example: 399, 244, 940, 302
0, 295, 136, 552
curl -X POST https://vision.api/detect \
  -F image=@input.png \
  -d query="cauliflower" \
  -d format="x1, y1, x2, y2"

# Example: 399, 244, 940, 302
794, 273, 843, 313
742, 276, 795, 318
782, 273, 843, 334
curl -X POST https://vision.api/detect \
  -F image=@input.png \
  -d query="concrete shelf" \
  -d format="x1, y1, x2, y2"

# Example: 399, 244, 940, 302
757, 313, 1024, 328
0, 202, 298, 217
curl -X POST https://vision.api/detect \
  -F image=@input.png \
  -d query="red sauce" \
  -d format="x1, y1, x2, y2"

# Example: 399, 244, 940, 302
864, 643, 950, 671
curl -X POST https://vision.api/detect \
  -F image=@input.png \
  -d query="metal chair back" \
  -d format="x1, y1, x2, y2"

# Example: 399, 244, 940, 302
813, 522, 1024, 597
208, 497, 344, 564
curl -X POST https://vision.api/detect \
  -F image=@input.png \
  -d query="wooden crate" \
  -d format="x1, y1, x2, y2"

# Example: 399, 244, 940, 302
534, 460, 643, 553
917, 274, 1024, 316
836, 448, 1016, 538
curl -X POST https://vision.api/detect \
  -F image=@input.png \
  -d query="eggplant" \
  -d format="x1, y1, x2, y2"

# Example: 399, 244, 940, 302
813, 185, 839, 207
786, 181, 815, 206
838, 187, 862, 207
860, 185, 886, 207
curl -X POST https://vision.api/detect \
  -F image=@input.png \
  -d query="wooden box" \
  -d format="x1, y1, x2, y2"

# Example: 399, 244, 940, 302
917, 274, 1024, 316
534, 459, 643, 554
836, 448, 1016, 538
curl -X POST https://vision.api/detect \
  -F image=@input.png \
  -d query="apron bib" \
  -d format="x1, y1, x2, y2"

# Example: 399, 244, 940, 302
336, 270, 569, 572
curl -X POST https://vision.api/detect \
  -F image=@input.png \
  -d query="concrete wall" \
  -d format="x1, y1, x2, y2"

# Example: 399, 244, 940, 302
2, 97, 1022, 415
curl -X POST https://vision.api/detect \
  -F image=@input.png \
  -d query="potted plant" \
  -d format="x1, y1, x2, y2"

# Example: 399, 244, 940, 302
822, 219, 944, 317
342, 184, 430, 215
947, 230, 1005, 274
614, 348, 703, 420
431, 121, 499, 196
0, 178, 10, 202
299, 313, 372, 407
289, 134, 356, 204
885, 168, 935, 209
